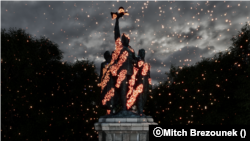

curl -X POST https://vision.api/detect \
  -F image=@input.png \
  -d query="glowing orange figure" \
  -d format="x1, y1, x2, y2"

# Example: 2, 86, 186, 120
126, 84, 143, 109
148, 78, 152, 85
126, 67, 139, 98
142, 63, 149, 76
138, 60, 144, 67
116, 70, 127, 88
102, 88, 115, 105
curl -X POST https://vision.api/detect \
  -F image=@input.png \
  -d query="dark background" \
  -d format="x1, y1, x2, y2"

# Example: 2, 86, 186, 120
1, 1, 250, 141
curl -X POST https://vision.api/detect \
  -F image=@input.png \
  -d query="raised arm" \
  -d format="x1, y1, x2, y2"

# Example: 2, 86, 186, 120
114, 18, 121, 41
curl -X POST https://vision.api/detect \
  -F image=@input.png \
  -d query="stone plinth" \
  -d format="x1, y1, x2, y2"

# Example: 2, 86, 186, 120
94, 117, 158, 141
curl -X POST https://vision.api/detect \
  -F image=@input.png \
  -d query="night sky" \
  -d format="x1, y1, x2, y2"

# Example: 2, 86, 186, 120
2, 0, 250, 86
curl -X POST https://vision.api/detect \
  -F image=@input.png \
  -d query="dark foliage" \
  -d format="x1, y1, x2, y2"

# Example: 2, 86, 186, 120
1, 27, 105, 141
144, 23, 250, 125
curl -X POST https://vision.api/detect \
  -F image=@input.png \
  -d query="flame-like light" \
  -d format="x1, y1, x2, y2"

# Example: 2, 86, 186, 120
138, 60, 144, 67
118, 55, 127, 66
126, 67, 139, 98
109, 37, 123, 77
110, 64, 118, 76
119, 51, 128, 62
116, 70, 127, 88
126, 84, 143, 109
101, 70, 110, 93
129, 79, 135, 88
127, 85, 134, 99
110, 37, 123, 65
142, 63, 149, 76
100, 64, 110, 90
102, 88, 115, 105
100, 67, 107, 90
111, 51, 128, 76
148, 78, 152, 85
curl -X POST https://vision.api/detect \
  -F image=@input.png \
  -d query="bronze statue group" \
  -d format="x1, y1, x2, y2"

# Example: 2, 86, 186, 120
98, 7, 152, 118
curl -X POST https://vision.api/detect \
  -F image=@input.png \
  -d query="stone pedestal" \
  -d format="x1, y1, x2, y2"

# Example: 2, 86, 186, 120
94, 117, 158, 141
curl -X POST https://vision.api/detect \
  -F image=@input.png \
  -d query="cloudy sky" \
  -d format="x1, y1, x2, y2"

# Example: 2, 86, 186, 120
2, 0, 250, 86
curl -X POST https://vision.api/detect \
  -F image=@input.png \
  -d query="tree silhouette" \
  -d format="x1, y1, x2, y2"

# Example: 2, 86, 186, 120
1, 27, 105, 141
145, 23, 250, 125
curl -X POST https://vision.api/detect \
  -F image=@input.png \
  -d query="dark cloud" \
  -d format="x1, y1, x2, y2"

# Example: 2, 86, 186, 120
2, 1, 250, 85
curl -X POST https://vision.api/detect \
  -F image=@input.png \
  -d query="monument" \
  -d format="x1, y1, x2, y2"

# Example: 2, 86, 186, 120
95, 7, 157, 141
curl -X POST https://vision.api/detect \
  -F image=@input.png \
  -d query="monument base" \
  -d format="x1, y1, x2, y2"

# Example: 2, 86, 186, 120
94, 117, 158, 141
